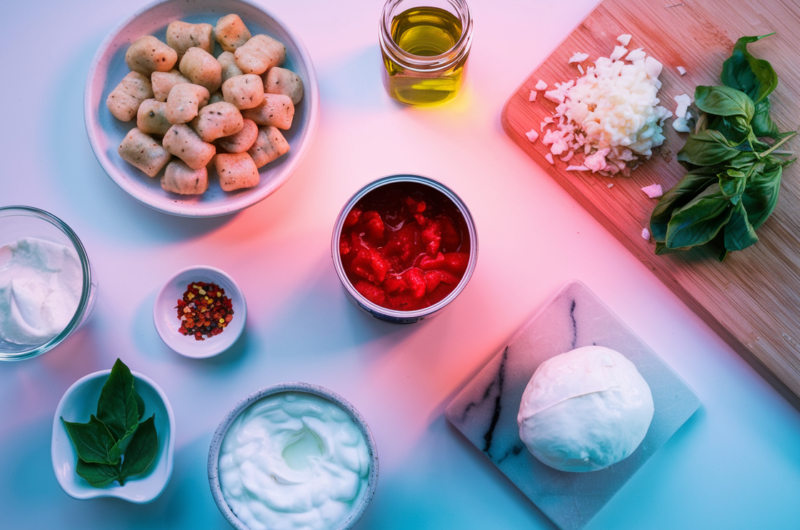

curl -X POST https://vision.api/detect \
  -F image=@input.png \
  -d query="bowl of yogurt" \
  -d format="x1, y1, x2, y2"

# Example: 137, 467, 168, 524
0, 206, 97, 361
208, 382, 379, 530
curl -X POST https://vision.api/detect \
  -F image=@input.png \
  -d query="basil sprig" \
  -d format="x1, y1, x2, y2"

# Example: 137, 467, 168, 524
61, 359, 159, 487
651, 34, 796, 260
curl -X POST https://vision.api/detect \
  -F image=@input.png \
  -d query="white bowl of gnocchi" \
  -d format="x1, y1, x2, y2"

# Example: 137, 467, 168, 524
85, 0, 318, 217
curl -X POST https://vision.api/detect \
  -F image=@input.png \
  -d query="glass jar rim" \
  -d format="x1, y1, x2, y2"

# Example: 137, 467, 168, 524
379, 0, 474, 71
0, 206, 94, 361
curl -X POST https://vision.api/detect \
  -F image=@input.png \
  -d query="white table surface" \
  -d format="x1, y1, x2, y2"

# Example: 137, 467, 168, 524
2, 0, 799, 528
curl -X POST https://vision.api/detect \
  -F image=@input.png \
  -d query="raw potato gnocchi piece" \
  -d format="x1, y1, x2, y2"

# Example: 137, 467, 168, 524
234, 34, 286, 75
166, 21, 214, 58
107, 72, 153, 122
151, 70, 189, 102
166, 83, 210, 124
125, 36, 177, 76
264, 67, 303, 105
241, 93, 294, 130
162, 160, 208, 195
179, 48, 222, 93
215, 152, 260, 191
222, 74, 264, 110
193, 102, 244, 142
137, 99, 172, 136
162, 124, 216, 169
218, 51, 244, 82
215, 14, 251, 53
118, 128, 171, 177
217, 119, 258, 153
248, 126, 290, 168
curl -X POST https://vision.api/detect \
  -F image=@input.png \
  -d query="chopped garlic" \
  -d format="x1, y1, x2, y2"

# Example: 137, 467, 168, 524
560, 151, 574, 162
566, 165, 589, 171
569, 52, 590, 63
540, 116, 554, 131
617, 34, 632, 46
529, 90, 537, 102
607, 183, 614, 188
577, 64, 584, 75
526, 129, 539, 142
641, 228, 650, 240
641, 184, 663, 198
677, 66, 687, 76
545, 153, 555, 164
535, 80, 548, 91
609, 46, 628, 61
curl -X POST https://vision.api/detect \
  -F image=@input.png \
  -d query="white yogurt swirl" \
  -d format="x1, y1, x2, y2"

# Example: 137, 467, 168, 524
0, 237, 82, 345
219, 392, 370, 530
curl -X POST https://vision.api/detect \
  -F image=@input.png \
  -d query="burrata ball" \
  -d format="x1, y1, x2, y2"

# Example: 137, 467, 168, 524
517, 346, 654, 472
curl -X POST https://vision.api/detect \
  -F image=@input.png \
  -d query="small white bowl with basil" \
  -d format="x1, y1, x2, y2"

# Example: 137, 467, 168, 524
51, 360, 175, 503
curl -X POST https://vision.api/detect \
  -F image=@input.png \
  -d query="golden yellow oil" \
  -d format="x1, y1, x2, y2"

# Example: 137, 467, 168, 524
382, 7, 467, 105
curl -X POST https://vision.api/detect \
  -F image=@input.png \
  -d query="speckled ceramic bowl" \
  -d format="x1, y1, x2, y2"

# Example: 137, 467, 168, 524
208, 382, 379, 530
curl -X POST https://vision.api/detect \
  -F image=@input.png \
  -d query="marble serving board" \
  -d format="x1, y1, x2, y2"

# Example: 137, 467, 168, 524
445, 281, 701, 530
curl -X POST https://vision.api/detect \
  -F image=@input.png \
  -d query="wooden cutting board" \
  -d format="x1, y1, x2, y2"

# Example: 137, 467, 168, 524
501, 0, 800, 409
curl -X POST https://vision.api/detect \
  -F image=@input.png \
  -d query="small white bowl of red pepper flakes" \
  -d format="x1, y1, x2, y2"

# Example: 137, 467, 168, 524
153, 266, 246, 358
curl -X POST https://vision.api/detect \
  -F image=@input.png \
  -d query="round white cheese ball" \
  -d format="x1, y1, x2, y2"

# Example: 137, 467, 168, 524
517, 346, 654, 472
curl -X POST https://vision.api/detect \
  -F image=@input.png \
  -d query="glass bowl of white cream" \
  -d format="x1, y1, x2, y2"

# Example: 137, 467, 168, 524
208, 382, 379, 530
0, 206, 97, 361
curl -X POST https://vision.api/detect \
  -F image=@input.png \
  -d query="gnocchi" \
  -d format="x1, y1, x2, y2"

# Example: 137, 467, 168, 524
234, 35, 286, 75
162, 124, 216, 170
166, 21, 214, 58
106, 14, 302, 195
118, 128, 171, 177
179, 47, 222, 93
215, 152, 260, 192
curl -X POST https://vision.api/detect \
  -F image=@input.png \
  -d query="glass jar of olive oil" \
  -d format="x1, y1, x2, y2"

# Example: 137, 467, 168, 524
379, 0, 474, 106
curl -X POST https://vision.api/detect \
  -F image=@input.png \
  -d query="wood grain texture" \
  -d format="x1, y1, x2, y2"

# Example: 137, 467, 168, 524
501, 0, 800, 408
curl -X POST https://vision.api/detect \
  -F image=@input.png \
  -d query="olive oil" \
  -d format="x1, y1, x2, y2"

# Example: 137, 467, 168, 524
381, 6, 470, 105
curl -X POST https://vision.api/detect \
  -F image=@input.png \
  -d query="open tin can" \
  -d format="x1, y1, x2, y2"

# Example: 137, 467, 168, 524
332, 174, 478, 324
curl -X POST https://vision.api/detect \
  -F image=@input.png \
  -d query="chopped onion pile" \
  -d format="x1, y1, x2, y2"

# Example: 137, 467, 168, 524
535, 36, 672, 177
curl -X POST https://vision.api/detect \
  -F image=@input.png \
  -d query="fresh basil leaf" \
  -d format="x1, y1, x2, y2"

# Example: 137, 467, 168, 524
742, 161, 782, 229
97, 359, 139, 442
720, 34, 778, 105
695, 85, 755, 121
677, 129, 742, 167
650, 169, 717, 242
666, 184, 733, 249
135, 385, 145, 421
724, 201, 759, 251
61, 415, 121, 465
751, 98, 780, 139
119, 414, 159, 485
76, 459, 120, 488
109, 423, 139, 462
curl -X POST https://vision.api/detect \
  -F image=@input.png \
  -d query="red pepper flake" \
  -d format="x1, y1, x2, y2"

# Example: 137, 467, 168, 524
176, 281, 234, 341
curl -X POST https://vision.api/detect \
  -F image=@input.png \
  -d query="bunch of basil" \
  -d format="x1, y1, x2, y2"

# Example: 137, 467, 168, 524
61, 359, 159, 487
650, 34, 796, 260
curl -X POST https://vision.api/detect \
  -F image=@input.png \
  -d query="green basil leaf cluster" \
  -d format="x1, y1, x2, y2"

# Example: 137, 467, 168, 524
651, 34, 796, 260
61, 359, 159, 487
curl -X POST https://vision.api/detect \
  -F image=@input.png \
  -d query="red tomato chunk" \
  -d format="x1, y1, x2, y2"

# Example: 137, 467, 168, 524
340, 183, 471, 311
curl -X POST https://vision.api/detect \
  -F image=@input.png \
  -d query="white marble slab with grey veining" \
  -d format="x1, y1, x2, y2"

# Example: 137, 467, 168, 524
445, 281, 701, 530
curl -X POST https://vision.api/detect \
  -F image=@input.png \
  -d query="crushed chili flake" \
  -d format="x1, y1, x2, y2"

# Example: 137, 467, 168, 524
176, 281, 234, 340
